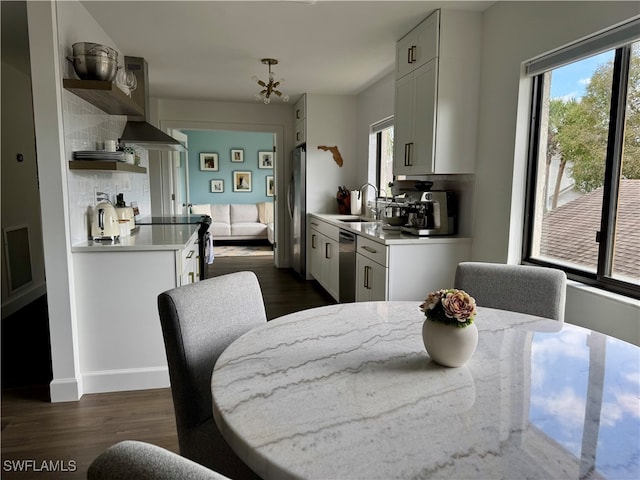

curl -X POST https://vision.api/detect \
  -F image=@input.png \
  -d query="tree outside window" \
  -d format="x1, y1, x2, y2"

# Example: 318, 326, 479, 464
526, 41, 639, 295
375, 125, 394, 198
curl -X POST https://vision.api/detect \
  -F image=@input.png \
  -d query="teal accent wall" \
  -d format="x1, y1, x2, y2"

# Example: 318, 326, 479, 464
185, 130, 274, 205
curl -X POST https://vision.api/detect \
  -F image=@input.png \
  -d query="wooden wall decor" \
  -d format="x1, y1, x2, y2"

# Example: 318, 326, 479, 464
318, 145, 344, 167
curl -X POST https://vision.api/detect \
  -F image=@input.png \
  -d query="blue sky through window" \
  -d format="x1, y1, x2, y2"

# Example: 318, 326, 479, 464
550, 51, 614, 101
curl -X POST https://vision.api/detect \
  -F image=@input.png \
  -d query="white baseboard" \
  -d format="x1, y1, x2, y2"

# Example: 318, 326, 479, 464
81, 366, 170, 395
50, 376, 83, 403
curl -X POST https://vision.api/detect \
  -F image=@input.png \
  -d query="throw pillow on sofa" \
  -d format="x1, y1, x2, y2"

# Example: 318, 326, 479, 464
191, 204, 231, 237
190, 204, 212, 217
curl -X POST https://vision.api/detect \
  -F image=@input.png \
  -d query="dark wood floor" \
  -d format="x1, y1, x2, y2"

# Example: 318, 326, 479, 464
207, 255, 336, 320
0, 255, 335, 479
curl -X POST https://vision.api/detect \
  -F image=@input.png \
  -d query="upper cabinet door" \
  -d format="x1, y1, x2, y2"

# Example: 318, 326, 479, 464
294, 95, 306, 122
294, 94, 307, 146
395, 10, 439, 79
393, 9, 480, 176
393, 73, 415, 175
394, 59, 437, 176
412, 59, 437, 174
413, 11, 439, 68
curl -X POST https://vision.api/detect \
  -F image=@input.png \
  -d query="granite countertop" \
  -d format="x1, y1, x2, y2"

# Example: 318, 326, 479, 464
309, 213, 471, 245
71, 224, 199, 252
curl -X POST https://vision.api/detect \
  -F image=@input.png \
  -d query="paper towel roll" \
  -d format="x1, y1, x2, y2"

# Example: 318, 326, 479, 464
350, 191, 362, 215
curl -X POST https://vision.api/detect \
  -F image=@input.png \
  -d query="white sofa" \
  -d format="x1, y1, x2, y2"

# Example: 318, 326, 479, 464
191, 202, 274, 243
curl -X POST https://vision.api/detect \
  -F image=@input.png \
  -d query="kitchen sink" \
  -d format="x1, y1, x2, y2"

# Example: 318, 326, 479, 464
339, 218, 370, 223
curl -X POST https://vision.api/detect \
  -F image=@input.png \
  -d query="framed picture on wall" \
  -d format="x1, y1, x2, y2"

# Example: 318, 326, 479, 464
210, 180, 224, 193
266, 175, 274, 197
231, 149, 244, 162
258, 151, 274, 169
200, 152, 219, 171
233, 171, 252, 192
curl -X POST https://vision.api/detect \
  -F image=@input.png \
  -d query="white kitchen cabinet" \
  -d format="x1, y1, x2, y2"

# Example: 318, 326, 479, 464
309, 229, 322, 282
356, 255, 387, 301
394, 59, 437, 175
71, 226, 200, 394
308, 214, 472, 304
355, 234, 472, 302
308, 217, 339, 301
294, 95, 307, 147
386, 241, 471, 300
178, 233, 200, 285
356, 236, 388, 302
395, 10, 438, 79
394, 9, 481, 176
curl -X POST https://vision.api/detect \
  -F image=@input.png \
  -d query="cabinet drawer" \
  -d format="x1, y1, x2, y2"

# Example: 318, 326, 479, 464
357, 236, 387, 267
309, 218, 338, 241
180, 236, 198, 272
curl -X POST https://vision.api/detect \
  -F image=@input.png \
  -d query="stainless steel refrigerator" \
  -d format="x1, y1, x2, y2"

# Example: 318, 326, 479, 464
289, 145, 306, 277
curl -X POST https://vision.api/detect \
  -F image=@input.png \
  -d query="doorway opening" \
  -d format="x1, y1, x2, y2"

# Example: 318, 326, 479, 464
156, 121, 284, 267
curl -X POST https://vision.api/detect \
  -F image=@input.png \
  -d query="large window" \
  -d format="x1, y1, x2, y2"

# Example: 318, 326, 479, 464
524, 21, 639, 299
372, 119, 394, 197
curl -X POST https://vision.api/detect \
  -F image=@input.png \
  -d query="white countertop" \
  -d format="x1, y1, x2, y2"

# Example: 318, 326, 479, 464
310, 213, 471, 245
212, 301, 640, 480
72, 224, 198, 252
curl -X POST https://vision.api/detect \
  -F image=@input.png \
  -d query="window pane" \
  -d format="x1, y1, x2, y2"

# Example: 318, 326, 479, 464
378, 126, 394, 197
530, 51, 615, 273
612, 42, 640, 285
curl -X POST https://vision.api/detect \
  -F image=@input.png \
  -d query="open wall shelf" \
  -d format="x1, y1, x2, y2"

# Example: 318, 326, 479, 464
69, 161, 146, 174
63, 79, 143, 116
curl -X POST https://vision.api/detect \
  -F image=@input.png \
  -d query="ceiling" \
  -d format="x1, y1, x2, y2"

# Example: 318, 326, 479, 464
77, 1, 493, 104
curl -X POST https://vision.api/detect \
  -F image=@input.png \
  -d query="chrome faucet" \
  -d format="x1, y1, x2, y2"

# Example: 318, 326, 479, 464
359, 182, 379, 220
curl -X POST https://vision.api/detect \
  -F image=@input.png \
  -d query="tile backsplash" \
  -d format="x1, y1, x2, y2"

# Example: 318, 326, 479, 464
63, 91, 151, 245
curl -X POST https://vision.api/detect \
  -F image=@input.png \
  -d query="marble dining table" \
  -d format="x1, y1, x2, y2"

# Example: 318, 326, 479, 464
211, 301, 640, 480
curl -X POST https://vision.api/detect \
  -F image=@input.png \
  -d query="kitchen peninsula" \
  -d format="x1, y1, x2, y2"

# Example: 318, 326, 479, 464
308, 213, 471, 302
70, 222, 200, 394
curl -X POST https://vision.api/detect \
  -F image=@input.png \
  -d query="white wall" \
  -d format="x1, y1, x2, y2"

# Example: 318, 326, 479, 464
154, 95, 359, 264
305, 94, 358, 213
474, 0, 639, 261
54, 1, 151, 245
26, 0, 154, 400
475, 1, 639, 345
355, 72, 395, 186
154, 98, 293, 267
24, 1, 640, 404
27, 0, 82, 401
352, 2, 639, 345
1, 27, 47, 315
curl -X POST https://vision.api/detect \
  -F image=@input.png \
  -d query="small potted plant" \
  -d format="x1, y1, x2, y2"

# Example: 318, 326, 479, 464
419, 289, 478, 367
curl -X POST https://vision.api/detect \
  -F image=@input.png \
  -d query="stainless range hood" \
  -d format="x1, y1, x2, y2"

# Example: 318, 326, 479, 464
119, 56, 186, 151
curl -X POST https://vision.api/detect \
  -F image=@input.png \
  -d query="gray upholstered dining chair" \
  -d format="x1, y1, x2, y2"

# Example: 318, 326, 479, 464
157, 271, 267, 480
87, 440, 230, 480
454, 261, 567, 321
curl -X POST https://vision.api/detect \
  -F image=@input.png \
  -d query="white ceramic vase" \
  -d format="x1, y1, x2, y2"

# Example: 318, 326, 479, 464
422, 318, 478, 367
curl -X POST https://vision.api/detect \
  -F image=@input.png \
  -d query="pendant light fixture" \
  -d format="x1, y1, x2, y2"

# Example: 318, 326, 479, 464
252, 58, 289, 104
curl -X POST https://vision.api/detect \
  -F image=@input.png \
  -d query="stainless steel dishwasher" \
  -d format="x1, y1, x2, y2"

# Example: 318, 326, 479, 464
339, 229, 356, 303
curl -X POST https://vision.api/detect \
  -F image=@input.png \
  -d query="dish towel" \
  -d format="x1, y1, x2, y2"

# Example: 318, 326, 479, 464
205, 234, 215, 264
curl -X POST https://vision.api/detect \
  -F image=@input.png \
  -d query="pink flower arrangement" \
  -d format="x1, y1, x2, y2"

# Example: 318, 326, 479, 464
419, 289, 477, 328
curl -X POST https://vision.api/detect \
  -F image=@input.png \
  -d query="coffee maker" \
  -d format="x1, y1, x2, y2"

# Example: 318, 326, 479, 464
401, 191, 457, 236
